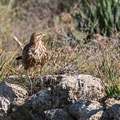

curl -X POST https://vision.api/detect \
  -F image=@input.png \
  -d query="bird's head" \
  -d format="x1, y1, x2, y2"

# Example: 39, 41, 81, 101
30, 32, 46, 44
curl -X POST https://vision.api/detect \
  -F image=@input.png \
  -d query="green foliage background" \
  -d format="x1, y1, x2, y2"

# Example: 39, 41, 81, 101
74, 0, 120, 36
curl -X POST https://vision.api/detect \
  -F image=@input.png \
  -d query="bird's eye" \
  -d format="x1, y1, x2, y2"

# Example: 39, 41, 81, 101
37, 33, 42, 36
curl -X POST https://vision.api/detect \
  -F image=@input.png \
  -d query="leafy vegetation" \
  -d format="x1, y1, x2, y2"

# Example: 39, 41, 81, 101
93, 40, 120, 95
74, 0, 120, 36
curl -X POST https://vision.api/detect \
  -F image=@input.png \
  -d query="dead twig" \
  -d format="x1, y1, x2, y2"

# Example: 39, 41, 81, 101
13, 36, 23, 50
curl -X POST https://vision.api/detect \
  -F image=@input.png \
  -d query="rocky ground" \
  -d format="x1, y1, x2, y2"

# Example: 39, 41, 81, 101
0, 74, 120, 120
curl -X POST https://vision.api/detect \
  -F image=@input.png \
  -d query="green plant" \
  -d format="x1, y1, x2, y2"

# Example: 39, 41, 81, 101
94, 44, 120, 96
102, 55, 120, 95
74, 0, 120, 36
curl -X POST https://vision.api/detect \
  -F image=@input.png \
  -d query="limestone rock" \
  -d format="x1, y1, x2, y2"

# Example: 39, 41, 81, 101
105, 98, 120, 120
0, 82, 28, 117
0, 75, 107, 120
25, 89, 53, 113
52, 74, 105, 104
14, 74, 105, 119
44, 109, 73, 120
68, 99, 104, 120
26, 74, 105, 112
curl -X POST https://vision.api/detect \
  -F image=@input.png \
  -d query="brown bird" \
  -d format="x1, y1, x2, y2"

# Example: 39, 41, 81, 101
16, 32, 49, 93
16, 32, 48, 71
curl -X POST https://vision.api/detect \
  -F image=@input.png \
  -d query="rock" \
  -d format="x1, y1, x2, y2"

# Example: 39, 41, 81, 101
68, 99, 104, 120
10, 74, 104, 119
0, 74, 106, 120
105, 98, 120, 120
26, 74, 105, 112
44, 109, 73, 120
25, 89, 53, 113
7, 88, 54, 120
52, 74, 105, 105
0, 82, 28, 117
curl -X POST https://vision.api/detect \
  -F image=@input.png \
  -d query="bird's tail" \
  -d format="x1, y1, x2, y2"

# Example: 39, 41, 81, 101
16, 56, 22, 60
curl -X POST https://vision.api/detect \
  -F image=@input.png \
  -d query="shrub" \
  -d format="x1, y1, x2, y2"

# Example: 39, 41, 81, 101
92, 37, 120, 95
73, 0, 120, 36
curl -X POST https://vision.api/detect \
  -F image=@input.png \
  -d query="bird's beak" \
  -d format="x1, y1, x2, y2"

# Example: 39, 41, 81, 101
42, 34, 46, 38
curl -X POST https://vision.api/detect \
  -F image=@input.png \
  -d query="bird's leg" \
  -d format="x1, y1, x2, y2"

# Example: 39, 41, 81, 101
38, 66, 43, 78
26, 70, 33, 95
30, 68, 34, 79
38, 66, 44, 89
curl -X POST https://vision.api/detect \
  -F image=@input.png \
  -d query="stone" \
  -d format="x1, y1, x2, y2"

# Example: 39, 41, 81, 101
13, 74, 105, 119
0, 82, 28, 117
68, 99, 104, 120
0, 75, 106, 120
52, 74, 105, 105
25, 89, 53, 113
45, 109, 73, 120
105, 98, 120, 120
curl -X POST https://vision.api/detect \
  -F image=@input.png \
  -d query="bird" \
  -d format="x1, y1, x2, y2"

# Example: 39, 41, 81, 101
16, 32, 48, 71
16, 32, 49, 93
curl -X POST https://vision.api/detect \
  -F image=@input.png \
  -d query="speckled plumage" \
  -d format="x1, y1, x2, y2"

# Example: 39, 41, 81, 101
17, 32, 48, 71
